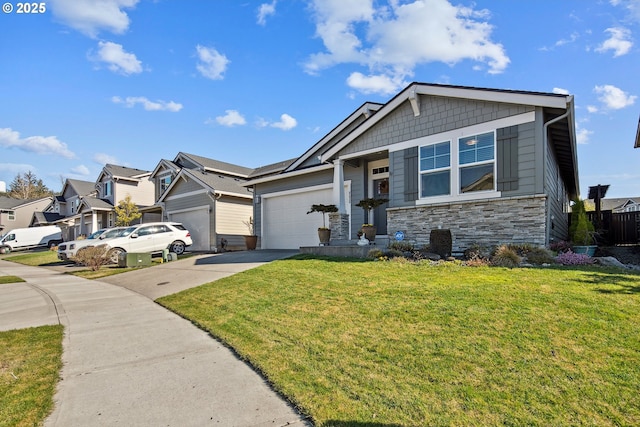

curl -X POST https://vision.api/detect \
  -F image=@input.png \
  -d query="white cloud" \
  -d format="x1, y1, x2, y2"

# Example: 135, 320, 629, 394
305, 0, 509, 95
196, 45, 230, 80
214, 110, 247, 127
271, 114, 297, 130
0, 128, 75, 159
92, 41, 142, 75
93, 153, 119, 165
347, 72, 407, 95
595, 27, 633, 57
587, 105, 599, 113
552, 87, 570, 95
257, 1, 277, 26
576, 125, 593, 145
610, 0, 640, 22
49, 0, 139, 38
594, 84, 636, 109
71, 165, 90, 175
112, 96, 183, 112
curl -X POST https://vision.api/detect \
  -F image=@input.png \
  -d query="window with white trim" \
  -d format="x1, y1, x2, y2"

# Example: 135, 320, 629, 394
458, 132, 495, 194
104, 181, 113, 197
160, 175, 172, 193
419, 141, 451, 197
418, 131, 496, 199
7, 210, 15, 221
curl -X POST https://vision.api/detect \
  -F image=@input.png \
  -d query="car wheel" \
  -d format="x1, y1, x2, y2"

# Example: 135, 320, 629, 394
108, 248, 125, 264
170, 241, 185, 255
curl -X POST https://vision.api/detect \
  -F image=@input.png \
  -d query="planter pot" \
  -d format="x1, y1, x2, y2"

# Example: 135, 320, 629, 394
244, 235, 258, 251
318, 228, 331, 245
361, 225, 376, 242
573, 245, 597, 256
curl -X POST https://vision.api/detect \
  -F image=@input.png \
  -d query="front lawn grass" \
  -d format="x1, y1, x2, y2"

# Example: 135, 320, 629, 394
0, 275, 25, 284
2, 250, 64, 267
158, 256, 640, 426
0, 325, 64, 427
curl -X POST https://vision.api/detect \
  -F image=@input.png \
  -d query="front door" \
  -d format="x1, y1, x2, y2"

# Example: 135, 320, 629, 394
369, 159, 389, 236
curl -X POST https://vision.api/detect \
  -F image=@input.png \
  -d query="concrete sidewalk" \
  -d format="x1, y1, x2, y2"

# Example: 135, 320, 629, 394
0, 254, 310, 426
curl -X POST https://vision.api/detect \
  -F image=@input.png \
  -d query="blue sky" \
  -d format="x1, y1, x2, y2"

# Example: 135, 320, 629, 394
1, 0, 638, 198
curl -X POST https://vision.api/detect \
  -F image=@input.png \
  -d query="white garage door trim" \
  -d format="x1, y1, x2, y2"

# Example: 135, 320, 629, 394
167, 205, 210, 251
260, 182, 351, 249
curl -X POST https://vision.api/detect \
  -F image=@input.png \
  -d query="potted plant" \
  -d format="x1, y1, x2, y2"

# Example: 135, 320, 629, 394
356, 197, 388, 242
570, 199, 597, 256
307, 204, 338, 245
243, 217, 258, 250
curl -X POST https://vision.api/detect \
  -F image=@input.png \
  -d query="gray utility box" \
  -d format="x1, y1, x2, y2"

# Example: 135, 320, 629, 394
118, 252, 152, 268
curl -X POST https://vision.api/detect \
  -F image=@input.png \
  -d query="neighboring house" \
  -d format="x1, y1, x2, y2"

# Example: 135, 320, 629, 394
49, 179, 98, 240
149, 152, 255, 251
0, 196, 53, 233
244, 82, 579, 252
593, 197, 640, 213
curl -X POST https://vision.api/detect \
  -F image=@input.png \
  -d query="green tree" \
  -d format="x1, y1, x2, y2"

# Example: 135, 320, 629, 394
114, 194, 142, 226
8, 171, 52, 199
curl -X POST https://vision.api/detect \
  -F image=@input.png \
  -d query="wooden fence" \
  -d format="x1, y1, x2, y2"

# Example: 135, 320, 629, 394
585, 211, 640, 245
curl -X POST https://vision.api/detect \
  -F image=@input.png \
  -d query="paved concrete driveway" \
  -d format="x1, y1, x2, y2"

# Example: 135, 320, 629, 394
99, 249, 299, 299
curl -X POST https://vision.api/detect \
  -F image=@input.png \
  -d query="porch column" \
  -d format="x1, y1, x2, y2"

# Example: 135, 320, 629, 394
79, 213, 86, 237
333, 159, 346, 213
91, 211, 98, 234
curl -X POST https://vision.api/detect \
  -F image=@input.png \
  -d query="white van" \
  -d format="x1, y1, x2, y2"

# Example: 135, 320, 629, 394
0, 225, 63, 251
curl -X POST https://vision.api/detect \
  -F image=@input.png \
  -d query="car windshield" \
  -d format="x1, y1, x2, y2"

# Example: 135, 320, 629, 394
100, 228, 125, 239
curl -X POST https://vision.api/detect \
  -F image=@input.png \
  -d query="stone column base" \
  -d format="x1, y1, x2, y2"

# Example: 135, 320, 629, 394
329, 213, 350, 241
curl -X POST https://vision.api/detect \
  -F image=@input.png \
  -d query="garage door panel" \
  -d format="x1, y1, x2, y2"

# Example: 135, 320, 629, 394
263, 188, 333, 249
169, 208, 209, 251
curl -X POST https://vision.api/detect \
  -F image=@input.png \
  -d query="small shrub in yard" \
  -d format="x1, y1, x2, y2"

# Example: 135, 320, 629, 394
549, 240, 572, 254
491, 245, 522, 268
555, 249, 595, 266
367, 249, 384, 260
523, 246, 556, 265
388, 241, 414, 252
383, 249, 405, 259
73, 245, 110, 271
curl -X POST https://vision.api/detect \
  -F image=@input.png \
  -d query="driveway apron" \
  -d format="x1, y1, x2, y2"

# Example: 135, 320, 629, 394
0, 251, 308, 427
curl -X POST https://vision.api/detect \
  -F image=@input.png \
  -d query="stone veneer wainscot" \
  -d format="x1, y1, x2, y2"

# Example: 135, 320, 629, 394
387, 195, 547, 252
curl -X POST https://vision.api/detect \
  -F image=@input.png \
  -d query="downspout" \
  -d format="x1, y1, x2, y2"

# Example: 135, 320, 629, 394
542, 96, 575, 244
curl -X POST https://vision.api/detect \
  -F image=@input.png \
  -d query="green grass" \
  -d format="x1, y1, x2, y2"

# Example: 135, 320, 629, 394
158, 256, 640, 426
1, 250, 63, 267
0, 276, 25, 284
0, 325, 64, 427
3, 250, 193, 279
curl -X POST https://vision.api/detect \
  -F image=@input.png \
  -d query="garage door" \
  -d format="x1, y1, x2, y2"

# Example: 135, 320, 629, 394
169, 207, 210, 251
262, 184, 349, 249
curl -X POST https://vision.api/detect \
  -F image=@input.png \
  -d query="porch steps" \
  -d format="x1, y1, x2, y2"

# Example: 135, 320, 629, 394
299, 236, 390, 258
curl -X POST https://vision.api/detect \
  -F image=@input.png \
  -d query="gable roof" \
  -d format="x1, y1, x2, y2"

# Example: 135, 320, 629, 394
592, 197, 640, 211
284, 102, 383, 172
63, 179, 96, 198
158, 168, 252, 202
30, 211, 65, 226
150, 159, 180, 179
174, 152, 253, 178
80, 197, 115, 211
0, 196, 53, 210
320, 82, 572, 163
98, 164, 151, 182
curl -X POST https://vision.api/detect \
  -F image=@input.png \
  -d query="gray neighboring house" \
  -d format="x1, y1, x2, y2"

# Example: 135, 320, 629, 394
149, 152, 255, 251
49, 179, 98, 241
594, 197, 640, 213
0, 196, 53, 233
244, 82, 579, 252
